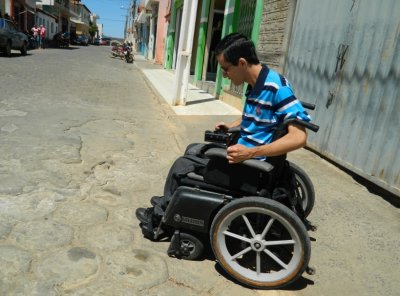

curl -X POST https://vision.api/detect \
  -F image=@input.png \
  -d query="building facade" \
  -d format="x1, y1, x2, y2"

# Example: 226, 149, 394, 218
35, 8, 57, 38
136, 0, 400, 196
70, 2, 91, 36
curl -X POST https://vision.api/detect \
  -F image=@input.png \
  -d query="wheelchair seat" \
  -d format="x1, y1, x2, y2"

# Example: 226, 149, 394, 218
180, 147, 277, 198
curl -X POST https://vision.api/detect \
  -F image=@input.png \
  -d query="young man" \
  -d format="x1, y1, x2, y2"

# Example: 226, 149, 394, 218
136, 33, 311, 223
213, 33, 311, 164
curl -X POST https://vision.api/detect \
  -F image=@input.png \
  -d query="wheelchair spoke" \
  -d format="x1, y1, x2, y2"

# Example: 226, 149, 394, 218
261, 218, 275, 239
256, 252, 261, 275
230, 246, 252, 260
264, 249, 288, 270
241, 214, 257, 238
223, 230, 252, 243
264, 240, 295, 246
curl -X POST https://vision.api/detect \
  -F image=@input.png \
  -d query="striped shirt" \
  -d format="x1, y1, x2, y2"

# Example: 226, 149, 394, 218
239, 65, 311, 148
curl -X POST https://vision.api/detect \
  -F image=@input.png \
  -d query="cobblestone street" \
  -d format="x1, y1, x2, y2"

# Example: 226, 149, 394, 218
0, 46, 262, 296
0, 46, 398, 296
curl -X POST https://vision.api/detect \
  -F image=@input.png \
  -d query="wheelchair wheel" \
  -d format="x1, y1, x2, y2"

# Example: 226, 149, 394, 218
210, 197, 311, 289
289, 162, 315, 217
170, 232, 204, 260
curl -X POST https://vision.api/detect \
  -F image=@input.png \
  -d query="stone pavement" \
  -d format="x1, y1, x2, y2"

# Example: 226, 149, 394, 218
0, 47, 271, 296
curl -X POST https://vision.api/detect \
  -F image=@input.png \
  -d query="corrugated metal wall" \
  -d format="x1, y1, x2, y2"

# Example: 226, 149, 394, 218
285, 0, 400, 196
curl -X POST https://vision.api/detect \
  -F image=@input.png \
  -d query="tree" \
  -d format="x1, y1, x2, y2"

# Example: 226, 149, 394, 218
88, 21, 98, 43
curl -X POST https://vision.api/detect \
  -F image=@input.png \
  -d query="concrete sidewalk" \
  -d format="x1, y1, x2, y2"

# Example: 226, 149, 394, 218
134, 55, 241, 116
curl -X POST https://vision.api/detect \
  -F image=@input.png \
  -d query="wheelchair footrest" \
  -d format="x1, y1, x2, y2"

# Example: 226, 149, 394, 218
139, 222, 157, 240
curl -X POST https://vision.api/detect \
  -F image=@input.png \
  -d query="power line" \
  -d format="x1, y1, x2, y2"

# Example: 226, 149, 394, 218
100, 18, 125, 22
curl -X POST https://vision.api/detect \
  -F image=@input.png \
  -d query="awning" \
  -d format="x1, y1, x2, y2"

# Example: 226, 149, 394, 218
70, 18, 85, 25
26, 8, 36, 14
17, 7, 36, 15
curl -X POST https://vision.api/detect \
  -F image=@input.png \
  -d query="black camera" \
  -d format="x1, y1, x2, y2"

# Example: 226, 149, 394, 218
204, 130, 230, 145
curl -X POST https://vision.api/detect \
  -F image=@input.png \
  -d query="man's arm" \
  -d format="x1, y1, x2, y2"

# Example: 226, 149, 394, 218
226, 124, 307, 164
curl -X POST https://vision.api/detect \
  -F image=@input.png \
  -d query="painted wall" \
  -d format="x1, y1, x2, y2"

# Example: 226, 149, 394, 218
154, 0, 169, 64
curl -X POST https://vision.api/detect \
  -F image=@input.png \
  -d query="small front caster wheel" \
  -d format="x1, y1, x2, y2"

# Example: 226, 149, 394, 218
175, 232, 204, 260
306, 266, 316, 275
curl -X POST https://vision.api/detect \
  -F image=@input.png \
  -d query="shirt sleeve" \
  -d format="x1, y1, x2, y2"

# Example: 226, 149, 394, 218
273, 86, 312, 123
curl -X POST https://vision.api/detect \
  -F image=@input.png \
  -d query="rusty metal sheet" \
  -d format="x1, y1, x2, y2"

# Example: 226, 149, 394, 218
285, 0, 400, 196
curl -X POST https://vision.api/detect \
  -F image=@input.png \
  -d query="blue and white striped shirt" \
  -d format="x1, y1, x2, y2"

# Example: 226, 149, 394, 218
239, 65, 311, 148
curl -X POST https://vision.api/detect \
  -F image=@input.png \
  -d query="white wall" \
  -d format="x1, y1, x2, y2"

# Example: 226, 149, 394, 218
97, 23, 103, 37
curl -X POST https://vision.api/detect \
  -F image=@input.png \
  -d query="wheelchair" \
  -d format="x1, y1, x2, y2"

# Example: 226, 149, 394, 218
137, 104, 319, 289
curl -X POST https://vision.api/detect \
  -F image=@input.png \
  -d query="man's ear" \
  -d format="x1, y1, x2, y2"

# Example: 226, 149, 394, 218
238, 57, 247, 67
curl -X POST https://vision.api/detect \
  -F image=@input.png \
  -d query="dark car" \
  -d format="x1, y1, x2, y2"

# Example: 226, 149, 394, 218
0, 18, 29, 56
93, 37, 101, 45
75, 35, 89, 46
52, 32, 70, 48
23, 32, 35, 49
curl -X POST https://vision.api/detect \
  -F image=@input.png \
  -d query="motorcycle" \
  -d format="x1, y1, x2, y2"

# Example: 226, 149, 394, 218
124, 43, 134, 63
110, 43, 124, 59
52, 32, 70, 48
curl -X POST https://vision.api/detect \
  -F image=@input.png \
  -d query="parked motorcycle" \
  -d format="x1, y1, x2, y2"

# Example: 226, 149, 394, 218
110, 42, 124, 59
52, 32, 70, 48
124, 43, 134, 63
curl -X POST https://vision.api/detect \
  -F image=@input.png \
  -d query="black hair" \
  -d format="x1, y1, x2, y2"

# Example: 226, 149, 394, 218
214, 33, 260, 65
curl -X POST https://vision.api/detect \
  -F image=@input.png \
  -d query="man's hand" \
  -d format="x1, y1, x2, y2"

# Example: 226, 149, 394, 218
226, 144, 254, 163
215, 122, 229, 132
215, 118, 241, 132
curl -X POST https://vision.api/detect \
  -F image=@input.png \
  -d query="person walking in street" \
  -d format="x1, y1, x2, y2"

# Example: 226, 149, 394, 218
31, 24, 39, 49
39, 25, 46, 49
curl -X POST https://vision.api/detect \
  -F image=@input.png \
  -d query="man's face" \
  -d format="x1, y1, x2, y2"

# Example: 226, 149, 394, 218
217, 54, 244, 85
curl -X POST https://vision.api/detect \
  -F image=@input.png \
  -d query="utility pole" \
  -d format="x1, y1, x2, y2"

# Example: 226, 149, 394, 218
124, 10, 128, 39
127, 0, 133, 42
132, 0, 137, 41
123, 0, 133, 40
123, 0, 136, 42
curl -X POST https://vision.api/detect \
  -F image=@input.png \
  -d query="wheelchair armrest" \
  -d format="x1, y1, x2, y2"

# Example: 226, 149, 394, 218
228, 126, 241, 133
204, 148, 274, 173
204, 147, 227, 159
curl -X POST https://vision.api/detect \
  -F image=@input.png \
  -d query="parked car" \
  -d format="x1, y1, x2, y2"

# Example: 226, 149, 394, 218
75, 35, 89, 46
0, 18, 29, 56
23, 31, 35, 49
100, 37, 111, 46
52, 32, 70, 48
93, 38, 101, 45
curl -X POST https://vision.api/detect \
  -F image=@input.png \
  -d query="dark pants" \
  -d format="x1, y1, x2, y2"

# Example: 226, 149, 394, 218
158, 142, 287, 210
160, 154, 208, 208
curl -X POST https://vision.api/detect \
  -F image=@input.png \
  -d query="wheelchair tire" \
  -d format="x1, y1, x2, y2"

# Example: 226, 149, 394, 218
175, 232, 204, 260
289, 162, 315, 217
210, 197, 311, 289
